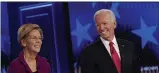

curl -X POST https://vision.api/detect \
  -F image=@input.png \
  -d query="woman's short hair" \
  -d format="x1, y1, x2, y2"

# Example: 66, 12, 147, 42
17, 23, 43, 44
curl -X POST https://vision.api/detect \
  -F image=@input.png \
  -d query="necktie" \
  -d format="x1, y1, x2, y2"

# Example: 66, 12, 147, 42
109, 42, 121, 73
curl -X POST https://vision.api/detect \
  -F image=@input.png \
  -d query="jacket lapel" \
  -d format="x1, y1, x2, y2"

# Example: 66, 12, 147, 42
96, 38, 112, 59
19, 51, 33, 73
116, 39, 126, 73
97, 38, 119, 72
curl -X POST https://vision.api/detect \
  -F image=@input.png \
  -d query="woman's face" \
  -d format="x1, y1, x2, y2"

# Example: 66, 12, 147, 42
22, 29, 42, 53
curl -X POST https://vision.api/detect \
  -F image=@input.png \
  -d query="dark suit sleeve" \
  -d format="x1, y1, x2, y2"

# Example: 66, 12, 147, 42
79, 48, 97, 73
132, 44, 141, 73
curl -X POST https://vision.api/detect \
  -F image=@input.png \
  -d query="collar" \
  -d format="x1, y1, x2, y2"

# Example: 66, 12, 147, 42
100, 36, 118, 46
19, 51, 40, 73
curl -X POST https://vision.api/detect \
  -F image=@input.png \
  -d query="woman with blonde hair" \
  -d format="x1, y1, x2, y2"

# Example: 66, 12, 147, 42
8, 24, 51, 73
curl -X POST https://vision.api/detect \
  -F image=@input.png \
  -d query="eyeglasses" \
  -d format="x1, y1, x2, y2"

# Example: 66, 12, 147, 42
27, 36, 42, 41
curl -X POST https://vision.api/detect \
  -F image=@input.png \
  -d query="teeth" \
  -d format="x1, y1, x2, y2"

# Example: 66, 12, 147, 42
35, 46, 40, 48
102, 31, 106, 34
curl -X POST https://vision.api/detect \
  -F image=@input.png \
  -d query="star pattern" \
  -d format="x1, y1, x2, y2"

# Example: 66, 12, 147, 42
132, 17, 158, 49
92, 2, 96, 8
111, 2, 120, 19
71, 19, 93, 47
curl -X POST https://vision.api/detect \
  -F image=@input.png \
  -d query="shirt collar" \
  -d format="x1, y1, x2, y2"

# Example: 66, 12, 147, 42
100, 36, 118, 46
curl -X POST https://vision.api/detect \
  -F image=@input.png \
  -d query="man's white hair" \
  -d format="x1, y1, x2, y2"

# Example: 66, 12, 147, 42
94, 9, 116, 24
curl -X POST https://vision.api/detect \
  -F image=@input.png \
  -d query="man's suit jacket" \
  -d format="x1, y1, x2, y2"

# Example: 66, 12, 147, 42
80, 37, 140, 73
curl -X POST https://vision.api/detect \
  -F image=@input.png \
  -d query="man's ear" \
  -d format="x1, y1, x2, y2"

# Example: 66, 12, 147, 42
114, 22, 117, 28
21, 39, 26, 47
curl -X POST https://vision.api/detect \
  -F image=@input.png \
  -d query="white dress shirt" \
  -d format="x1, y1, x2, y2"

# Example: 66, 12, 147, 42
100, 36, 121, 59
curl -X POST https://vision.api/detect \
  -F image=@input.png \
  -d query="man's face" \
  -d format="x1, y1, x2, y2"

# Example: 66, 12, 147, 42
95, 12, 116, 40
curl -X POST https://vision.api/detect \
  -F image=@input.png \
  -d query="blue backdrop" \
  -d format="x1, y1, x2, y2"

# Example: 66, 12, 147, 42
68, 2, 159, 72
1, 2, 159, 73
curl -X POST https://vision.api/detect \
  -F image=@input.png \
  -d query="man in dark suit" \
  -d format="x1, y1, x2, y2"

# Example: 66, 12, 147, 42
79, 9, 140, 73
